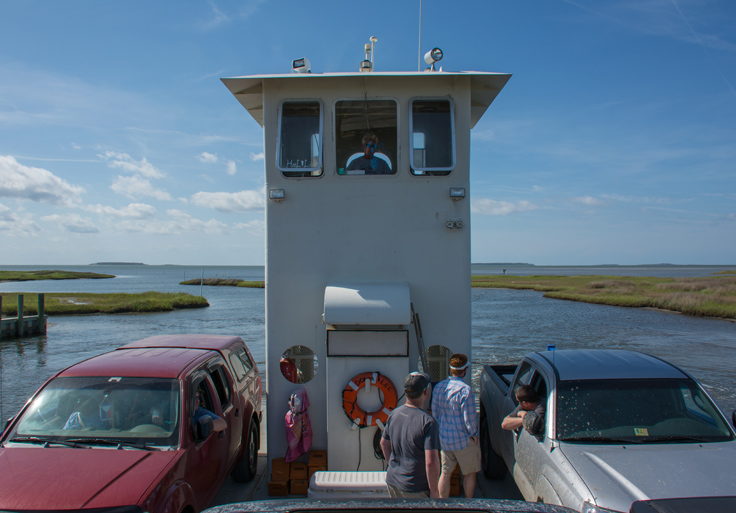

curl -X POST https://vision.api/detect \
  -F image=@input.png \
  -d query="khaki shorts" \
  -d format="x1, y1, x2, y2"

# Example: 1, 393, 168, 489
440, 436, 481, 475
386, 484, 429, 498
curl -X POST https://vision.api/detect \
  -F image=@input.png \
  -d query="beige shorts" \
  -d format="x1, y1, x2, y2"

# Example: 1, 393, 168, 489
386, 484, 429, 498
440, 436, 481, 475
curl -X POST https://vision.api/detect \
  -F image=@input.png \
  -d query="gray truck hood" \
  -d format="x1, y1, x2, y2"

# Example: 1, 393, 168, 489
561, 441, 736, 512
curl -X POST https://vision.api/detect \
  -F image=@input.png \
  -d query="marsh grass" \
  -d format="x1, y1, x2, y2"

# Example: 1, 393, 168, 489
0, 270, 114, 282
180, 278, 264, 288
472, 275, 736, 320
0, 292, 208, 316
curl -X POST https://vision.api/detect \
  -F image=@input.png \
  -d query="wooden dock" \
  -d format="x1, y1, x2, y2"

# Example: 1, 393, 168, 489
0, 294, 47, 340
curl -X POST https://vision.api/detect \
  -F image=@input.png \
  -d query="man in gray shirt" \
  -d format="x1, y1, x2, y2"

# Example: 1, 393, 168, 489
380, 372, 440, 498
501, 384, 546, 435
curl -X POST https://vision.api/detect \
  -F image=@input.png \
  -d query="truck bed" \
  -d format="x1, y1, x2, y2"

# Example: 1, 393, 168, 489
483, 364, 517, 389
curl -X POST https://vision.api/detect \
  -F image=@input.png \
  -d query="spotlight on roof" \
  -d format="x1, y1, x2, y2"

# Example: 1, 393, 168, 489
423, 47, 444, 71
292, 57, 311, 73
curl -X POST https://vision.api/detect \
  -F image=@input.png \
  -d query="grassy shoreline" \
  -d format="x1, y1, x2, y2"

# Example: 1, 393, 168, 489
1, 292, 208, 316
472, 275, 736, 320
182, 276, 736, 320
0, 270, 114, 282
180, 278, 264, 288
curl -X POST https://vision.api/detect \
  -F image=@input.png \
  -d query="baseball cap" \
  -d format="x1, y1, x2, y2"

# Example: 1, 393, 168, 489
404, 371, 431, 397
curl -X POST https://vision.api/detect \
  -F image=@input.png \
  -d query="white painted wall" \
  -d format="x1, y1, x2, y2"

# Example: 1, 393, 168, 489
223, 71, 509, 472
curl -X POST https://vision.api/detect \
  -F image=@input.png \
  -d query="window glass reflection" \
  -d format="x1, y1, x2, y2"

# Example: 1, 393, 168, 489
411, 99, 454, 175
279, 101, 322, 177
280, 345, 318, 384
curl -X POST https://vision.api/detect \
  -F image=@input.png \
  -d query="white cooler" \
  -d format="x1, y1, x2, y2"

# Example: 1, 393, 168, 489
308, 471, 390, 499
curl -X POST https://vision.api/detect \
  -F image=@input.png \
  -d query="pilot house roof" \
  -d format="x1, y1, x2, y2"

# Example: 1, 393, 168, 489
221, 71, 511, 128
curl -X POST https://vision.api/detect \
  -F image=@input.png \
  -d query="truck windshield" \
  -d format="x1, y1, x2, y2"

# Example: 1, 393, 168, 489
557, 378, 734, 443
8, 376, 180, 448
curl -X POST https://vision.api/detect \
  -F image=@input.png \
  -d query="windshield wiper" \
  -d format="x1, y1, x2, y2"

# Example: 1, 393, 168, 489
65, 438, 158, 451
8, 436, 82, 448
560, 436, 644, 444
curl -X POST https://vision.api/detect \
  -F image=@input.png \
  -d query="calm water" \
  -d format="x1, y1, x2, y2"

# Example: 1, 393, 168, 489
1, 264, 735, 421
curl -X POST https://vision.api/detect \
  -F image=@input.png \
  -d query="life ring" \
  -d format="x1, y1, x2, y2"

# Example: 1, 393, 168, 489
342, 371, 398, 428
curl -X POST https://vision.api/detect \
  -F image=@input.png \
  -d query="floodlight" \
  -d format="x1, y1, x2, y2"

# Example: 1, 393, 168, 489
291, 58, 311, 73
449, 187, 466, 200
269, 188, 286, 201
424, 47, 443, 66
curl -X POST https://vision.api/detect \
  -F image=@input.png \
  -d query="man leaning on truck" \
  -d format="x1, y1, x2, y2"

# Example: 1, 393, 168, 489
431, 353, 481, 499
501, 384, 545, 435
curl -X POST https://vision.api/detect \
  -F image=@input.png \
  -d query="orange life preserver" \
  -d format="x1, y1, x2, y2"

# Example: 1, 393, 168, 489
342, 371, 398, 428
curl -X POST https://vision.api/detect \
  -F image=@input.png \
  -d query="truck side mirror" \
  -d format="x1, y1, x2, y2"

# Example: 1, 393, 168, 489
196, 416, 214, 441
732, 410, 735, 429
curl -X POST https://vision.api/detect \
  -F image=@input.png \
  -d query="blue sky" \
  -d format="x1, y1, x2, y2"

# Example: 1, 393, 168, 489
1, 0, 734, 265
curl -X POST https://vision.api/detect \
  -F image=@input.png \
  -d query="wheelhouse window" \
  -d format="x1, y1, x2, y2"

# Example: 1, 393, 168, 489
336, 99, 397, 175
278, 101, 322, 177
410, 99, 454, 175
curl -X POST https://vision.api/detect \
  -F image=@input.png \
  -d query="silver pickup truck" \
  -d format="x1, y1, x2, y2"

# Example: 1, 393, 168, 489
479, 348, 736, 513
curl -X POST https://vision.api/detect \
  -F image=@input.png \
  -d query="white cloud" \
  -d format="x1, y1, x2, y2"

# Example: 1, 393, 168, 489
111, 175, 172, 201
601, 193, 669, 204
200, 0, 267, 31
0, 203, 11, 221
118, 209, 227, 235
574, 196, 604, 206
472, 198, 538, 216
42, 213, 99, 234
99, 151, 164, 179
234, 219, 265, 235
198, 152, 218, 163
226, 160, 238, 175
0, 204, 40, 236
190, 190, 264, 212
249, 152, 265, 161
0, 155, 84, 206
85, 202, 157, 218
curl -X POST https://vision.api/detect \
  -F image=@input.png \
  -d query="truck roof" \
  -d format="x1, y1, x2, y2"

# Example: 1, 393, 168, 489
58, 347, 212, 379
536, 349, 688, 381
117, 334, 245, 352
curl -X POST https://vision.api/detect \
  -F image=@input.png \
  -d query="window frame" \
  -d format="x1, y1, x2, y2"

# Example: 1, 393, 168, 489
409, 96, 456, 176
276, 99, 324, 178
333, 96, 399, 176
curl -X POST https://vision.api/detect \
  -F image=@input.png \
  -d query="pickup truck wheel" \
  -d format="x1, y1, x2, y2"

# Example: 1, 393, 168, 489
232, 420, 258, 483
480, 411, 506, 480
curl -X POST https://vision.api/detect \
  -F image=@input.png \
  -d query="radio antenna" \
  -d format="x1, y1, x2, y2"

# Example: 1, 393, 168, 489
417, 0, 423, 71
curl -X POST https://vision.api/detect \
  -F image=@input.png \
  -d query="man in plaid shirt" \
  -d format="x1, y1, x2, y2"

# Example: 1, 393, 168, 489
431, 353, 480, 498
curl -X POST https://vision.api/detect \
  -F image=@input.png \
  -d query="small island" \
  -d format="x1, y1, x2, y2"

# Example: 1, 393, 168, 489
1, 292, 208, 316
180, 278, 264, 288
0, 270, 115, 282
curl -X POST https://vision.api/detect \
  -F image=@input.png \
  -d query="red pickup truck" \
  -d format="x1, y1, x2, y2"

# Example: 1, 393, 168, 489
0, 334, 262, 513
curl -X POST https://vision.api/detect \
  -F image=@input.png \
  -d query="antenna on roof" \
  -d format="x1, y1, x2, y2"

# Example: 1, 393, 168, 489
360, 36, 378, 72
417, 0, 423, 71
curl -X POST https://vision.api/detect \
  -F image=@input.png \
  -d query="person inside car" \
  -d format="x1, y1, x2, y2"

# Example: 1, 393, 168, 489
501, 384, 545, 435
